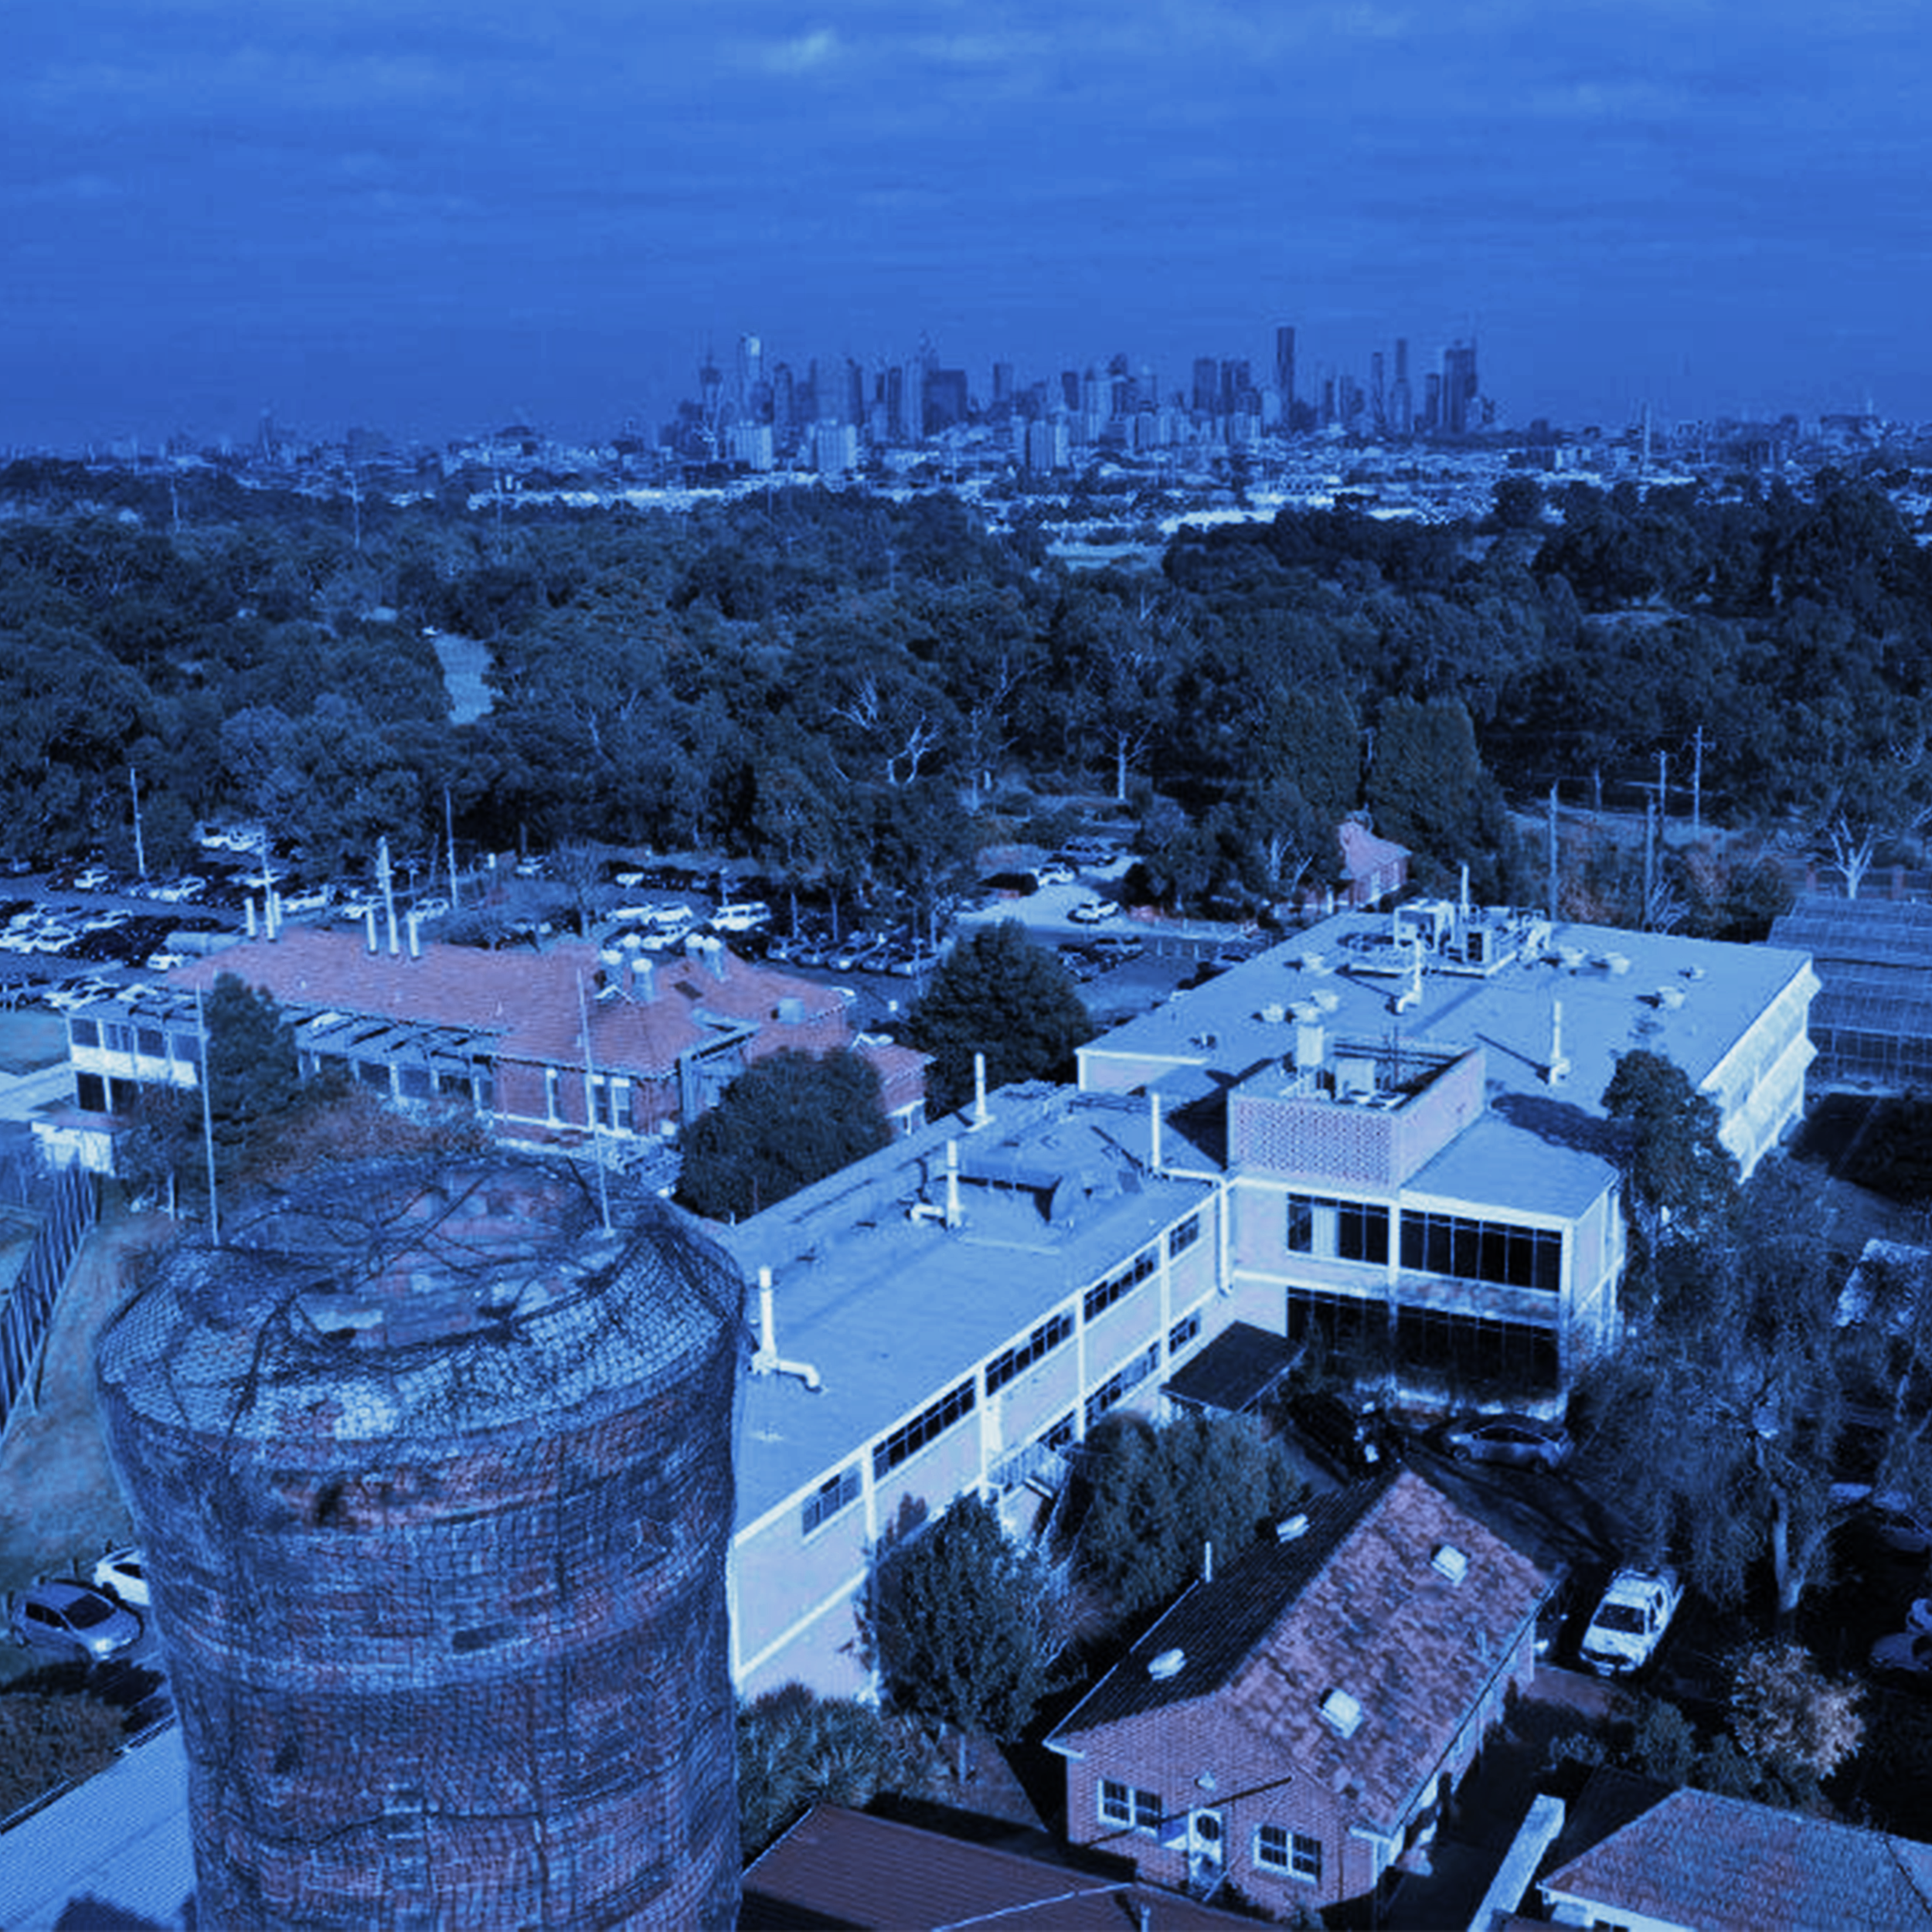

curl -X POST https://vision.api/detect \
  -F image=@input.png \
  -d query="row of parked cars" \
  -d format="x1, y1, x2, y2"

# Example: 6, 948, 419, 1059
7, 1546, 148, 1666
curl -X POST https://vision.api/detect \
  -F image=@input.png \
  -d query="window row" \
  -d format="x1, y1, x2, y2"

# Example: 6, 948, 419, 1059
1284, 1195, 1562, 1291
1098, 1780, 1163, 1833
1284, 1286, 1560, 1396
1084, 1245, 1157, 1321
1085, 1342, 1161, 1430
1286, 1195, 1389, 1264
985, 1311, 1074, 1396
873, 1378, 977, 1481
1169, 1212, 1203, 1256
1094, 1787, 1321, 1887
71, 1018, 201, 1066
1400, 1210, 1562, 1292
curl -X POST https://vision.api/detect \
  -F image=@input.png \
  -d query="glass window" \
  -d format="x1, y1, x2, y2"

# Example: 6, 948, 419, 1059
987, 1312, 1075, 1396
801, 1466, 861, 1537
1168, 1311, 1202, 1355
1100, 1780, 1164, 1834
873, 1380, 976, 1480
69, 1019, 99, 1048
1170, 1213, 1202, 1257
1257, 1825, 1322, 1883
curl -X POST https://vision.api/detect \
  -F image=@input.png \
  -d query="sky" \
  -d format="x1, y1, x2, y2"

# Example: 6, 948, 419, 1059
9, 1, 1932, 451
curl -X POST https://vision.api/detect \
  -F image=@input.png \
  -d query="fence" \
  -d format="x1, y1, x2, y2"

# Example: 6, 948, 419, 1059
0, 1155, 99, 1444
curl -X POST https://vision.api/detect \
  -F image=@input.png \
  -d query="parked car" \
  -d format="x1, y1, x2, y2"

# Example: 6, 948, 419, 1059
1288, 1390, 1399, 1477
92, 1546, 151, 1610
1069, 899, 1119, 924
9, 1578, 142, 1662
1438, 1412, 1573, 1471
1580, 1566, 1684, 1675
711, 900, 772, 934
1871, 1628, 1932, 1685
1036, 862, 1077, 887
1832, 1484, 1932, 1557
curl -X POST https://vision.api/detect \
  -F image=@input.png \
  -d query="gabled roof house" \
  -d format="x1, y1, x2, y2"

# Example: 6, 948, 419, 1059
1048, 1469, 1549, 1915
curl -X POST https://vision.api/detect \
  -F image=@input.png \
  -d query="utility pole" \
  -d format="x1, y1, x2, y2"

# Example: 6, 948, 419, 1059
1655, 750, 1669, 840
1643, 797, 1657, 930
1546, 782, 1559, 922
1690, 726, 1706, 842
444, 787, 461, 912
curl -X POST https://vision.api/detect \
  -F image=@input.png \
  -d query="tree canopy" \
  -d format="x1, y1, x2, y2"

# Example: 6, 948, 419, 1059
905, 920, 1094, 1115
1072, 1410, 1308, 1622
862, 1492, 1070, 1767
676, 1048, 891, 1223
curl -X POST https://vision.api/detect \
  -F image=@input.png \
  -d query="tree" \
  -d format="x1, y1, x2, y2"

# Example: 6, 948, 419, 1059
863, 1492, 1071, 1774
906, 920, 1093, 1115
1575, 1165, 1932, 1625
1728, 1642, 1864, 1784
1072, 1411, 1308, 1623
1601, 1048, 1740, 1320
677, 1049, 891, 1223
203, 972, 301, 1181
1363, 695, 1513, 899
736, 1683, 932, 1860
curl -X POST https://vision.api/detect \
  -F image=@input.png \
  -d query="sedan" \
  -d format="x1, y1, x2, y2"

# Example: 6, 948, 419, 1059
1439, 1413, 1574, 1471
9, 1578, 143, 1663
1068, 899, 1119, 924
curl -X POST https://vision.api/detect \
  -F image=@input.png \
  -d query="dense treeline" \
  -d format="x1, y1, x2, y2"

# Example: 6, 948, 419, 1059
2, 457, 1928, 920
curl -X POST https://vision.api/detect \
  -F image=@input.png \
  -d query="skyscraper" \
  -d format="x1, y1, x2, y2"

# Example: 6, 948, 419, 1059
1274, 325, 1296, 426
1442, 341, 1478, 435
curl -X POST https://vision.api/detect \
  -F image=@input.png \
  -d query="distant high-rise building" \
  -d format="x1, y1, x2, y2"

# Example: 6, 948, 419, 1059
1220, 359, 1252, 417
1423, 371, 1442, 433
1369, 352, 1386, 433
925, 368, 968, 433
1442, 341, 1478, 435
736, 335, 763, 416
1060, 369, 1081, 413
1274, 326, 1296, 425
991, 361, 1015, 406
1192, 358, 1220, 416
1389, 338, 1413, 437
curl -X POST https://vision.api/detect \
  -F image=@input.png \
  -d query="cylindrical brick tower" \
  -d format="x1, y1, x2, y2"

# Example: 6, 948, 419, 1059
97, 1158, 744, 1930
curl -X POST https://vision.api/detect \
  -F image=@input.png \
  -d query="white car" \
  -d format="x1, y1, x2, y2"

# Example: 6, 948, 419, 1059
92, 1546, 151, 1610
1580, 1566, 1683, 1675
710, 901, 772, 934
1069, 899, 1119, 924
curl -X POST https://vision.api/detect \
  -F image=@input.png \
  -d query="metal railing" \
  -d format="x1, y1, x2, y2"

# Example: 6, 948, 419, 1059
0, 1158, 100, 1444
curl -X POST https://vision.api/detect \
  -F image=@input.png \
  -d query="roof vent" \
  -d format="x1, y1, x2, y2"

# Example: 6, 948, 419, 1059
1301, 950, 1329, 975
1148, 1648, 1186, 1681
1602, 951, 1631, 977
1684, 964, 1707, 981
1655, 985, 1685, 1010
1274, 1513, 1310, 1543
1319, 1689, 1364, 1737
1431, 1543, 1469, 1586
1260, 1002, 1287, 1024
1312, 988, 1342, 1014
1556, 945, 1587, 971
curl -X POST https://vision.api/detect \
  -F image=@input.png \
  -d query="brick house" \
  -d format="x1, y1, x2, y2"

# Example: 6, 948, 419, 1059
55, 926, 924, 1167
1047, 1470, 1548, 1917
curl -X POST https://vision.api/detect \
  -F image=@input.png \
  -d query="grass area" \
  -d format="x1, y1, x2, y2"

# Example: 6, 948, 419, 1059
0, 1203, 173, 1689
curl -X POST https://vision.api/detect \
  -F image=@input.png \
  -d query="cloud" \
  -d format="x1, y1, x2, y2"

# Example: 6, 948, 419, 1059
748, 26, 842, 76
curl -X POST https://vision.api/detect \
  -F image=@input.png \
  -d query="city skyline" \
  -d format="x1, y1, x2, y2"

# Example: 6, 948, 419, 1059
9, 4, 1931, 451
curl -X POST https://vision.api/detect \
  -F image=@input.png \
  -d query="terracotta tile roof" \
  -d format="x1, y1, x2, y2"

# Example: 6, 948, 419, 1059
1338, 816, 1410, 881
1543, 1775, 1932, 1932
167, 927, 857, 1080
742, 1804, 1264, 1930
1053, 1471, 1548, 1830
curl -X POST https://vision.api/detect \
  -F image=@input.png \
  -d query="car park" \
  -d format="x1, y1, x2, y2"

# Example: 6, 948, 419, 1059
1580, 1566, 1683, 1675
9, 1577, 143, 1663
1438, 1412, 1574, 1471
91, 1546, 151, 1611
